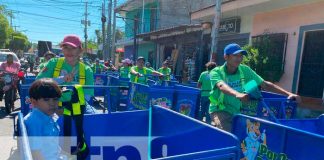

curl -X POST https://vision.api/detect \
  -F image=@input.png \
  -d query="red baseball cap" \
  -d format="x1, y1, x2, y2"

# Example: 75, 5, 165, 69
60, 35, 82, 49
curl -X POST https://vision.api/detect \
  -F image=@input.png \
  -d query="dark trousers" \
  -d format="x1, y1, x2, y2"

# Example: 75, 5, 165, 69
63, 111, 89, 159
198, 96, 211, 124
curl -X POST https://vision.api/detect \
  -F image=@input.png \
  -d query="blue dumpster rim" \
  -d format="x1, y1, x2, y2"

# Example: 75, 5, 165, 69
233, 114, 324, 139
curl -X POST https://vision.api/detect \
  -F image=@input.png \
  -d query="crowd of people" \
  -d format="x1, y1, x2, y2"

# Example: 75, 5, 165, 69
19, 34, 302, 159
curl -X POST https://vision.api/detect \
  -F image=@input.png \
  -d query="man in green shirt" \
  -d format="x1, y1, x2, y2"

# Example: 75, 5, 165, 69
119, 58, 132, 78
91, 58, 108, 74
130, 57, 163, 85
158, 61, 172, 81
209, 43, 301, 132
38, 51, 56, 71
197, 62, 217, 124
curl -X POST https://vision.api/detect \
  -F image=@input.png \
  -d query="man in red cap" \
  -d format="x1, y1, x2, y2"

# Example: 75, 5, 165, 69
36, 34, 93, 159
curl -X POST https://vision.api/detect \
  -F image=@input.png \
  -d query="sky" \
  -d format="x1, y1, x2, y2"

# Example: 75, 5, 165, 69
1, 0, 127, 45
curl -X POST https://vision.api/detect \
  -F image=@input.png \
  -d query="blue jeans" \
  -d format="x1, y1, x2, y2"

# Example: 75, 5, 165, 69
198, 96, 211, 124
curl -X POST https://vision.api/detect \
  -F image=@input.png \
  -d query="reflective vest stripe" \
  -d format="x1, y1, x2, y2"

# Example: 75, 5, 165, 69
72, 103, 81, 115
63, 108, 71, 116
53, 58, 64, 78
79, 63, 86, 85
75, 85, 85, 105
58, 85, 86, 116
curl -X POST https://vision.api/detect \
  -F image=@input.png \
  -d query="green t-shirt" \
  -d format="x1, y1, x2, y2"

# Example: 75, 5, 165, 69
158, 67, 171, 81
130, 66, 153, 85
119, 66, 130, 79
91, 63, 105, 74
198, 70, 212, 97
209, 64, 264, 115
36, 58, 94, 96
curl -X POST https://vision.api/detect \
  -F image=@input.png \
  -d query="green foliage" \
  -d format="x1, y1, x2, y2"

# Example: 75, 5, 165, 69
9, 33, 31, 52
242, 33, 286, 82
1, 5, 30, 52
87, 39, 98, 50
0, 14, 10, 48
115, 29, 125, 41
242, 45, 269, 74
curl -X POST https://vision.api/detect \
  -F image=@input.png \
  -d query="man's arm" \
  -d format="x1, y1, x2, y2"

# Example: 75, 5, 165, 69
260, 81, 301, 103
152, 70, 163, 77
216, 81, 249, 102
130, 67, 140, 76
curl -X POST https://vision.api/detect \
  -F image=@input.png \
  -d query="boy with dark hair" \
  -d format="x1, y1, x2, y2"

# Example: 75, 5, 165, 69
24, 78, 64, 159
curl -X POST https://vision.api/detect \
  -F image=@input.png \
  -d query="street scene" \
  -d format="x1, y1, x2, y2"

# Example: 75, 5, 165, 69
0, 0, 324, 159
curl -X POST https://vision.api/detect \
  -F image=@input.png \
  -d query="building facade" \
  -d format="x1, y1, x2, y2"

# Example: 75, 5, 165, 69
192, 0, 324, 106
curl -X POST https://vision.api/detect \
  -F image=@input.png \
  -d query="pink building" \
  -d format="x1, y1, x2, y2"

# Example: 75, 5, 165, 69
191, 0, 324, 109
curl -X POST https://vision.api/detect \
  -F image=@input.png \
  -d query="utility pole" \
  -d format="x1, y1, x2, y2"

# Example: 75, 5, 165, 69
141, 0, 145, 33
10, 10, 13, 27
13, 25, 20, 32
210, 0, 222, 62
107, 0, 112, 60
133, 17, 138, 62
111, 0, 117, 63
101, 1, 106, 60
82, 1, 90, 53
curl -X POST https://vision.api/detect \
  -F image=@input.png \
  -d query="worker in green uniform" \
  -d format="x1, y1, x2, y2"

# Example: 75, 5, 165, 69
197, 62, 217, 124
38, 51, 56, 71
119, 58, 132, 78
158, 61, 172, 81
91, 58, 109, 74
209, 43, 301, 132
130, 57, 163, 85
37, 35, 94, 159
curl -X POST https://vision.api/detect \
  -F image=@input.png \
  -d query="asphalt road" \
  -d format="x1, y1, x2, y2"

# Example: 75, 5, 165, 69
0, 99, 21, 160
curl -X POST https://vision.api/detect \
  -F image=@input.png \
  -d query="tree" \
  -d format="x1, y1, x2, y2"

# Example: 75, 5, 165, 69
95, 29, 102, 44
0, 14, 10, 48
94, 28, 125, 46
115, 29, 125, 41
242, 45, 268, 74
7, 32, 30, 52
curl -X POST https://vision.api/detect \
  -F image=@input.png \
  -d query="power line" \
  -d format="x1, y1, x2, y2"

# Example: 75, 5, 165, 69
8, 9, 102, 25
9, 9, 80, 22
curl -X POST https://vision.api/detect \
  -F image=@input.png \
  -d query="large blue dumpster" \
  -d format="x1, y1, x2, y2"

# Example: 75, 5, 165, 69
20, 85, 111, 116
173, 85, 201, 118
279, 114, 324, 136
128, 83, 175, 112
17, 113, 33, 160
232, 114, 324, 160
240, 91, 297, 121
19, 106, 240, 160
128, 83, 150, 111
22, 77, 36, 84
93, 74, 108, 96
150, 85, 175, 110
108, 76, 130, 111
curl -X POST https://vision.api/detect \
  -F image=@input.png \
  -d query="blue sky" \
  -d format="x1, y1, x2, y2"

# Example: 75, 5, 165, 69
1, 0, 126, 45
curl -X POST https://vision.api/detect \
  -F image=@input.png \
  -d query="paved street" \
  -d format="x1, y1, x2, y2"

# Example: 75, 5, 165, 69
0, 99, 21, 160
